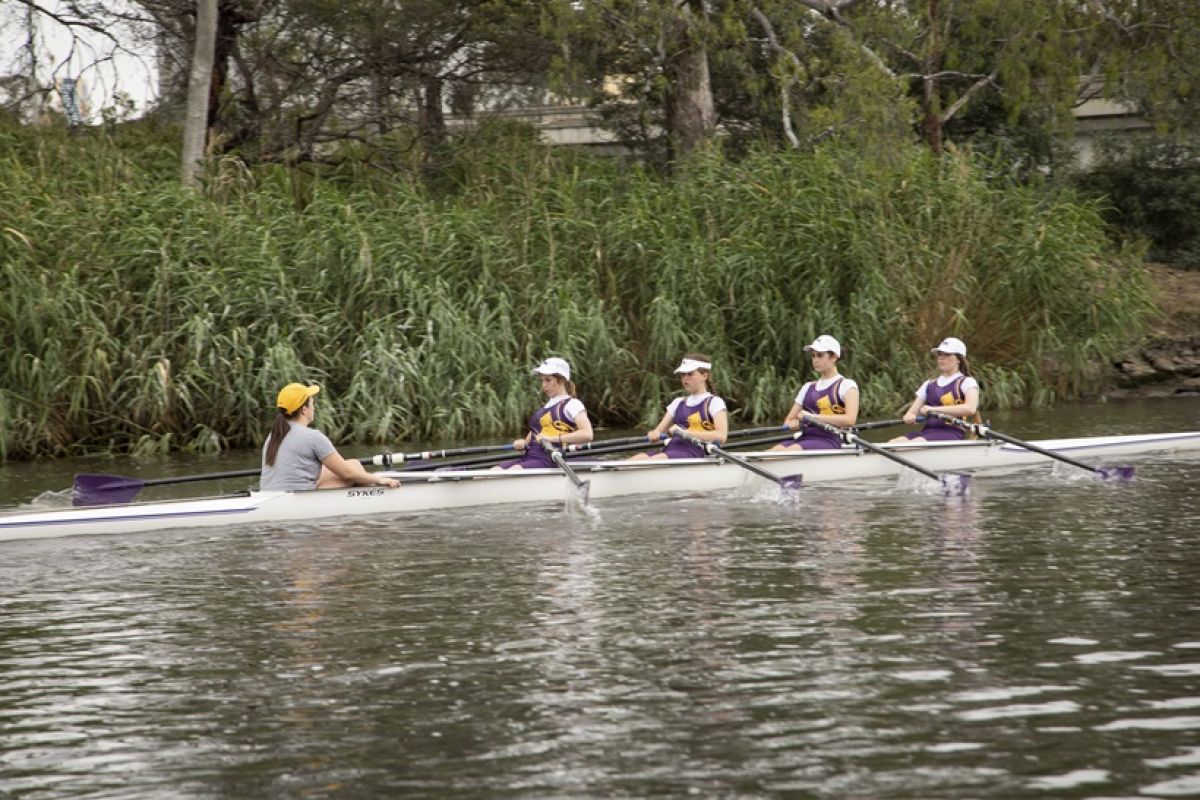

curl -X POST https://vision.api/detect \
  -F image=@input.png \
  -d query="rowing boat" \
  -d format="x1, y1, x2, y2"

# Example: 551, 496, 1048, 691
2, 431, 1198, 543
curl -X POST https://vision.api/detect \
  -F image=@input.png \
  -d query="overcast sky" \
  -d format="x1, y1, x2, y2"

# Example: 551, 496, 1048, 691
1, 0, 159, 122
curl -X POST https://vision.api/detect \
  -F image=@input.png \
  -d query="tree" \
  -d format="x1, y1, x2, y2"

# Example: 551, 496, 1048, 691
180, 0, 217, 185
3, 0, 154, 123
544, 0, 720, 161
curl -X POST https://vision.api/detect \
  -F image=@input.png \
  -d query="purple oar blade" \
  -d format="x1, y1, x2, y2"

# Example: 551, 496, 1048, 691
1096, 466, 1135, 481
779, 474, 803, 490
72, 474, 143, 507
939, 474, 972, 496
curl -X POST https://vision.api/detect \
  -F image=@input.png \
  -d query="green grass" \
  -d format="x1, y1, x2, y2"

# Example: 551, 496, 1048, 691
0, 122, 1154, 459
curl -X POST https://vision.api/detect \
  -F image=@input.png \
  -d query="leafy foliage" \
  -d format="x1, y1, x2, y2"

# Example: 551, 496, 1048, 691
1076, 134, 1200, 269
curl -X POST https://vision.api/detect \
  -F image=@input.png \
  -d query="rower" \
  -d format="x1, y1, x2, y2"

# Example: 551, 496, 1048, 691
631, 353, 729, 460
495, 357, 594, 470
260, 383, 399, 491
890, 337, 981, 443
771, 334, 860, 451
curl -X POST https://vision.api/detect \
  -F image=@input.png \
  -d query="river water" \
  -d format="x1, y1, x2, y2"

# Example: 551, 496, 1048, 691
2, 398, 1199, 799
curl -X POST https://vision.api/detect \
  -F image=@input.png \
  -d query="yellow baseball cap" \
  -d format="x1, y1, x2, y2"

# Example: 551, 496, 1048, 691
276, 383, 320, 414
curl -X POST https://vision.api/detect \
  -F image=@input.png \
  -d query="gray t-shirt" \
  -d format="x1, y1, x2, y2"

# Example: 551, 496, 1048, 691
260, 423, 337, 491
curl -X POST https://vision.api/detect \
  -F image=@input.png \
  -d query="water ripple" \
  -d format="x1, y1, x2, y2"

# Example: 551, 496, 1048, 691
2, 450, 1200, 797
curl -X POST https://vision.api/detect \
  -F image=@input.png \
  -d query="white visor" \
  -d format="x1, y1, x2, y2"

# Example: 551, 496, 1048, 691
674, 358, 712, 373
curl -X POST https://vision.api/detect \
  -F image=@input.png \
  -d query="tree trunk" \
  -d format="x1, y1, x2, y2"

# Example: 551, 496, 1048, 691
418, 73, 448, 177
922, 75, 944, 154
181, 0, 218, 187
663, 0, 716, 159
920, 0, 944, 154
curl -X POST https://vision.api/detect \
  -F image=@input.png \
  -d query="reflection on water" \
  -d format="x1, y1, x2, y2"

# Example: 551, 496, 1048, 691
2, 397, 1200, 798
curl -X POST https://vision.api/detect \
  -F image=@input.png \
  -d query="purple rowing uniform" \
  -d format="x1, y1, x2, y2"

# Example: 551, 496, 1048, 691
501, 398, 580, 468
664, 395, 721, 459
901, 374, 973, 441
777, 377, 847, 451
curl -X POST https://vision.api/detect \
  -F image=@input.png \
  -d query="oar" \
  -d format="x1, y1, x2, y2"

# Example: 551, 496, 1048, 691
386, 442, 516, 464
543, 441, 591, 505
722, 419, 911, 452
402, 435, 665, 474
72, 451, 400, 506
805, 417, 971, 495
852, 417, 910, 431
677, 431, 803, 490
564, 437, 668, 455
565, 424, 791, 452
930, 412, 1134, 480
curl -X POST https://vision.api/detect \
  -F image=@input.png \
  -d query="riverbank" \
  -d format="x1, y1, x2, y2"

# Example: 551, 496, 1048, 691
1108, 264, 1200, 399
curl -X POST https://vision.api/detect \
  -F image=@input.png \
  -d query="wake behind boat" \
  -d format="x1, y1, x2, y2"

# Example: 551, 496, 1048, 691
2, 430, 1198, 544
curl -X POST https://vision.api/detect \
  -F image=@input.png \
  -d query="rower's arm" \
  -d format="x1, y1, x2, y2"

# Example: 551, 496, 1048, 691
565, 411, 594, 445
782, 403, 803, 430
319, 451, 399, 488
647, 410, 674, 442
902, 395, 924, 425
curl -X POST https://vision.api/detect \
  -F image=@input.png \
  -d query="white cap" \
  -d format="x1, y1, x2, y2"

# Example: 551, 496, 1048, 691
803, 335, 842, 357
674, 357, 712, 373
931, 337, 967, 356
532, 357, 571, 380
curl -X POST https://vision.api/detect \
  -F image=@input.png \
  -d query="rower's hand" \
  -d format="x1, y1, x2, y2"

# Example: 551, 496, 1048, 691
646, 430, 663, 442
376, 476, 400, 488
903, 411, 918, 425
668, 425, 683, 437
513, 438, 527, 450
786, 418, 801, 431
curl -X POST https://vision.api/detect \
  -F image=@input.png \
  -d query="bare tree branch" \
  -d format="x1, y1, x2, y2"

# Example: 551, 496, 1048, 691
940, 68, 998, 124
750, 5, 801, 148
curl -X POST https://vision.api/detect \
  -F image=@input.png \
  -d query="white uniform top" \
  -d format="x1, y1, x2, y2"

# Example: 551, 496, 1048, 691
794, 375, 859, 406
915, 372, 979, 399
665, 392, 728, 417
543, 393, 586, 423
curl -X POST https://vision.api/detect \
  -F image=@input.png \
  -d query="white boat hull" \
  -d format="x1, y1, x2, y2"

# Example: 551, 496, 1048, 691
2, 431, 1198, 543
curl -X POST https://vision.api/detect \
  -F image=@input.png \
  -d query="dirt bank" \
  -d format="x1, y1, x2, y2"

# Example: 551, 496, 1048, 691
1106, 264, 1200, 399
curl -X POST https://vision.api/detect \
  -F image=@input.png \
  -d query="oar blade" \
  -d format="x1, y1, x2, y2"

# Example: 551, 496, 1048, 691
938, 473, 972, 496
72, 474, 144, 507
1096, 465, 1135, 481
778, 474, 803, 490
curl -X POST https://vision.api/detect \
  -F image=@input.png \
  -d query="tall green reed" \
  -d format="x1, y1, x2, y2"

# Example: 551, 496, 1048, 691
0, 122, 1153, 459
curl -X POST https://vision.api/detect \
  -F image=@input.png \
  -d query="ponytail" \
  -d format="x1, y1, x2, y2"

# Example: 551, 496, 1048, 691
264, 402, 308, 466
957, 355, 973, 378
565, 379, 577, 398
